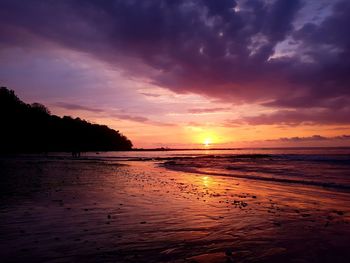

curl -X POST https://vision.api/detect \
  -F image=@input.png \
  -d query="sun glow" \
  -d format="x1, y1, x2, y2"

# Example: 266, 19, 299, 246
204, 138, 211, 147
192, 130, 223, 148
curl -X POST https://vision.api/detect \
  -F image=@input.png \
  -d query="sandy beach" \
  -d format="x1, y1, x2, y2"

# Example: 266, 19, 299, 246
1, 150, 350, 262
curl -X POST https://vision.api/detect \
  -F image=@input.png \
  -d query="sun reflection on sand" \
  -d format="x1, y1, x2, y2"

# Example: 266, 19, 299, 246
202, 176, 213, 188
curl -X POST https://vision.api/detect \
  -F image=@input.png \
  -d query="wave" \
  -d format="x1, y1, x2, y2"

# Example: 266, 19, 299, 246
161, 154, 350, 191
3, 153, 350, 191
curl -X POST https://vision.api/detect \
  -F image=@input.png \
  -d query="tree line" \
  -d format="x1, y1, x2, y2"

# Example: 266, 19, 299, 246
0, 87, 133, 153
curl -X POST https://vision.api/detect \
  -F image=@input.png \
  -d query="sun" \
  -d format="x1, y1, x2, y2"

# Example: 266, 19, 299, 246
203, 138, 211, 147
196, 131, 219, 147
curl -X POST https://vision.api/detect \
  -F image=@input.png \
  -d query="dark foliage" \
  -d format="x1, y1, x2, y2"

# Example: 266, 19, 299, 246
0, 87, 132, 153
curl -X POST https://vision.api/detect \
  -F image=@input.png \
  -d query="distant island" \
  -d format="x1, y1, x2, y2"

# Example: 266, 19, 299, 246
0, 87, 133, 153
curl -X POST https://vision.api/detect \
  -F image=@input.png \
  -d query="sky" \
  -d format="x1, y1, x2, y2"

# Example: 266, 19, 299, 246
1, 0, 350, 148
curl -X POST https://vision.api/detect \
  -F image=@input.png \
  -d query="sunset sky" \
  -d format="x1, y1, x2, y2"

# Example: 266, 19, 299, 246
1, 0, 350, 148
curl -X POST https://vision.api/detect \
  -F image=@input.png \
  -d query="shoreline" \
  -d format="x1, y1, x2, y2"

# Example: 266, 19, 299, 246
1, 145, 350, 156
1, 156, 350, 262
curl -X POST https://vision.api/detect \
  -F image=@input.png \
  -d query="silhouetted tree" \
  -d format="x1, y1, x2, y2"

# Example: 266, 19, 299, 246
31, 103, 51, 115
0, 87, 133, 153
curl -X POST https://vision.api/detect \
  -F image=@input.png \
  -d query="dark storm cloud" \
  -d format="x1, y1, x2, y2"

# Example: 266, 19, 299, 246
0, 0, 349, 125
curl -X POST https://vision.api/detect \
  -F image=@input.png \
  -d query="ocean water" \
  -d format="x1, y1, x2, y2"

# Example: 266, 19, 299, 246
53, 147, 350, 190
1, 148, 350, 262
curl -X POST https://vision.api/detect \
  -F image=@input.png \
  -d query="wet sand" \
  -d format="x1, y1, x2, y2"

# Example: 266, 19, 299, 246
1, 156, 350, 262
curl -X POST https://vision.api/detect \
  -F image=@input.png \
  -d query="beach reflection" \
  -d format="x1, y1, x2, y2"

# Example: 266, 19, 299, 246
201, 176, 211, 188
1, 157, 350, 263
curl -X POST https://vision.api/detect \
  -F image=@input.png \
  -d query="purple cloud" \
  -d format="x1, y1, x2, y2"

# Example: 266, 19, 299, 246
272, 134, 350, 142
55, 102, 104, 113
226, 107, 350, 126
0, 0, 349, 126
113, 114, 149, 123
113, 114, 175, 127
188, 107, 231, 114
140, 93, 161, 98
